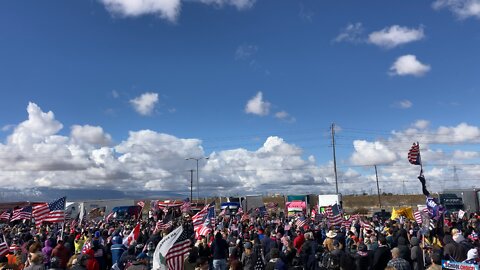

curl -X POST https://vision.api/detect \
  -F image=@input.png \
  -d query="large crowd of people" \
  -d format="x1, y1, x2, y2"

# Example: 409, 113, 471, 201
0, 205, 479, 270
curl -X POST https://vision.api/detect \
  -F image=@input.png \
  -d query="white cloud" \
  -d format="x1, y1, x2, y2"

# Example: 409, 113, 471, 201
197, 0, 256, 10
130, 92, 159, 115
333, 22, 364, 43
275, 111, 296, 122
99, 0, 255, 22
245, 92, 270, 116
350, 140, 398, 165
413, 120, 430, 129
368, 25, 425, 49
100, 0, 181, 21
4, 103, 480, 196
71, 125, 112, 146
433, 0, 480, 19
390, 55, 431, 77
393, 99, 413, 109
452, 150, 479, 159
235, 44, 258, 60
111, 90, 119, 98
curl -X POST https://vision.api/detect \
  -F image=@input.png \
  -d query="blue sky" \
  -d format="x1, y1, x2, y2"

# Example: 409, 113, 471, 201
1, 0, 480, 198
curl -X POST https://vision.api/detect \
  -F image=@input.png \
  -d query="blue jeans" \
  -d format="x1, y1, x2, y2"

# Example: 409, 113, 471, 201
212, 259, 227, 270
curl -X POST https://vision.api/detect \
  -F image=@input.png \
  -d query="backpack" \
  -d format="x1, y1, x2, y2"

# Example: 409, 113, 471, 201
321, 252, 340, 270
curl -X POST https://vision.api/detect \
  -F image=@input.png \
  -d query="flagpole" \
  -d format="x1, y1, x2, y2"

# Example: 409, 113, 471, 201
418, 141, 423, 176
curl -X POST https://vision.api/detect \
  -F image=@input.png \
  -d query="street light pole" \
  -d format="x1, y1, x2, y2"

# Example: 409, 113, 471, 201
190, 169, 194, 203
186, 157, 209, 201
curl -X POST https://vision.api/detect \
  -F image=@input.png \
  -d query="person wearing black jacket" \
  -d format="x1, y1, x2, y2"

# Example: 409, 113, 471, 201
211, 232, 229, 270
372, 237, 391, 270
396, 237, 411, 264
354, 244, 371, 270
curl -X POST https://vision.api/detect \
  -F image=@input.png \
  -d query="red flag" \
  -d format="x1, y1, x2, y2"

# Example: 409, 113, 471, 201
123, 223, 141, 246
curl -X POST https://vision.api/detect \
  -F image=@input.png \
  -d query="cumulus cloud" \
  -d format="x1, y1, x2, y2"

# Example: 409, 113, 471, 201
368, 25, 425, 49
100, 0, 181, 21
333, 22, 365, 43
350, 140, 398, 165
432, 0, 480, 19
130, 92, 159, 115
3, 103, 480, 196
390, 55, 431, 77
99, 0, 255, 22
71, 125, 112, 146
245, 92, 270, 116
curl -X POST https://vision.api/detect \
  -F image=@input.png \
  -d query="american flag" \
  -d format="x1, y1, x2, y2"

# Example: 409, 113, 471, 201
137, 201, 145, 208
33, 197, 66, 226
165, 227, 192, 270
11, 206, 32, 222
414, 208, 429, 224
408, 142, 422, 165
193, 202, 215, 238
180, 198, 191, 213
295, 217, 308, 228
326, 204, 343, 226
191, 201, 214, 227
105, 211, 114, 223
0, 241, 9, 257
240, 213, 250, 222
359, 219, 371, 230
156, 215, 173, 231
237, 207, 244, 215
0, 210, 11, 221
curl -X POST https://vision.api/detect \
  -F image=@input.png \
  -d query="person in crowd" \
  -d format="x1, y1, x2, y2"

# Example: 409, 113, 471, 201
372, 237, 391, 270
265, 248, 285, 270
52, 240, 69, 270
353, 243, 371, 270
387, 247, 411, 270
211, 232, 229, 270
410, 237, 424, 270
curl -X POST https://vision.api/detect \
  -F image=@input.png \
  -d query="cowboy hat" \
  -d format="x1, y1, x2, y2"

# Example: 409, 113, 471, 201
326, 230, 337, 238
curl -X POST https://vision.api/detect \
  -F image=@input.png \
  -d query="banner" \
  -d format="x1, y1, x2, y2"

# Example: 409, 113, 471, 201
152, 226, 184, 270
442, 260, 479, 270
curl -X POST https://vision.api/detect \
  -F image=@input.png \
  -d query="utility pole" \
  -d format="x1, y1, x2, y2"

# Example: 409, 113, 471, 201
374, 165, 382, 209
189, 170, 194, 203
331, 123, 339, 194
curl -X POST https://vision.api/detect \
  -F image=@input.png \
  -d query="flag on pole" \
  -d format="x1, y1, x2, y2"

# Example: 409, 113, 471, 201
0, 210, 11, 221
408, 142, 421, 165
413, 211, 423, 224
105, 211, 114, 223
295, 217, 308, 228
152, 226, 191, 270
194, 202, 216, 238
33, 197, 66, 226
326, 204, 343, 226
11, 206, 32, 222
123, 223, 141, 246
156, 215, 173, 232
0, 240, 9, 257
44, 197, 67, 223
180, 198, 191, 213
191, 201, 215, 227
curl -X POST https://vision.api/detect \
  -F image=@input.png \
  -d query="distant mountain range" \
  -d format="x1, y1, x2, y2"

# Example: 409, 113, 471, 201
0, 188, 186, 202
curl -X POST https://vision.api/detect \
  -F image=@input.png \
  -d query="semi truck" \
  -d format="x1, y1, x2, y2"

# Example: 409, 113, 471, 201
317, 194, 342, 209
227, 195, 264, 211
440, 189, 480, 213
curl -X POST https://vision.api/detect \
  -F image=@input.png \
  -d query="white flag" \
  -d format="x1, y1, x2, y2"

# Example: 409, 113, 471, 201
152, 226, 184, 270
